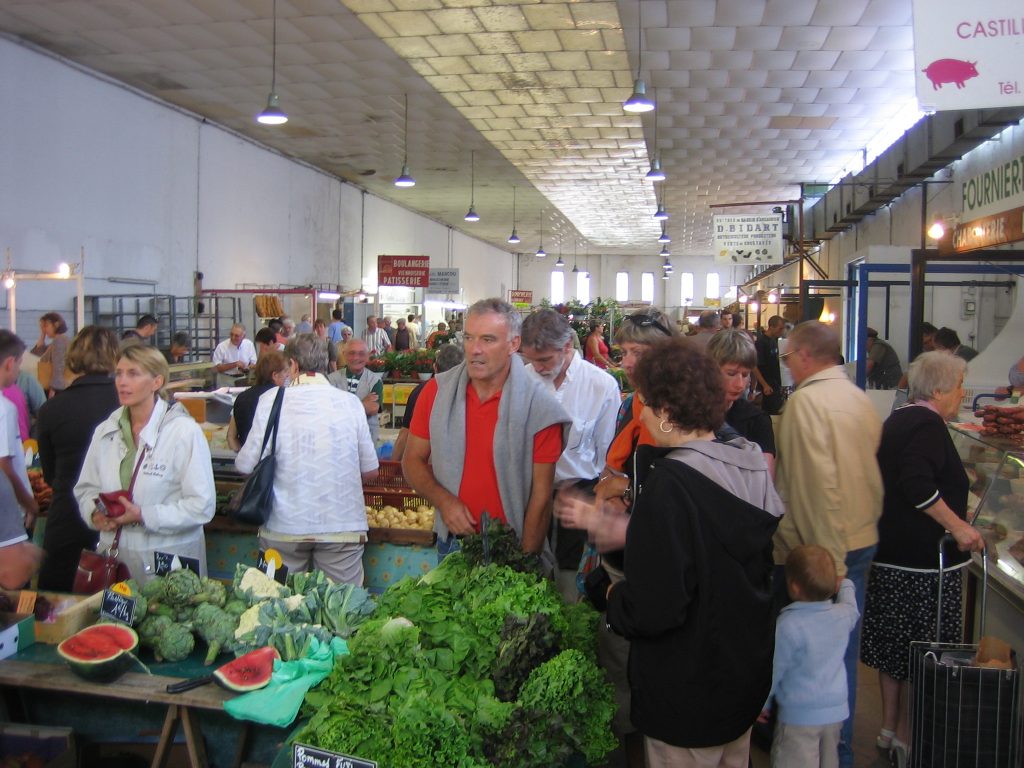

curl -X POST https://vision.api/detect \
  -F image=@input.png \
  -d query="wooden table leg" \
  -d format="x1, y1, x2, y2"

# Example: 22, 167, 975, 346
180, 705, 209, 768
152, 704, 180, 768
232, 721, 252, 768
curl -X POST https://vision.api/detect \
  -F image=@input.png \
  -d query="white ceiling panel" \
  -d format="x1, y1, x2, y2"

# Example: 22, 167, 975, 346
0, 0, 928, 257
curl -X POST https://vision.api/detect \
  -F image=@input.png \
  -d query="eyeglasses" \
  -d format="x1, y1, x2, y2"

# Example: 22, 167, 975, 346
625, 313, 672, 338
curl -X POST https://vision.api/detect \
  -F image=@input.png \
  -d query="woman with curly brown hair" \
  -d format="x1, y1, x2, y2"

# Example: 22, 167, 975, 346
605, 338, 783, 768
32, 311, 70, 395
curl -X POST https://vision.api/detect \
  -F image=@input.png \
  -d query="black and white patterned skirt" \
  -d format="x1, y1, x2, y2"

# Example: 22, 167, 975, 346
860, 561, 964, 681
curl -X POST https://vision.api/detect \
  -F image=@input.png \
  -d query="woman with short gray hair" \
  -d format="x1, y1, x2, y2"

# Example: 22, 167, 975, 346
860, 350, 984, 763
706, 330, 776, 474
236, 333, 379, 585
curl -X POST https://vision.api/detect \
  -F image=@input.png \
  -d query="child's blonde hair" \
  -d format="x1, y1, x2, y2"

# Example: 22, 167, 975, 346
785, 545, 837, 601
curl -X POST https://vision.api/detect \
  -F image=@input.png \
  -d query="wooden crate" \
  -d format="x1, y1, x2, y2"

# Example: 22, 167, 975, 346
1, 590, 102, 644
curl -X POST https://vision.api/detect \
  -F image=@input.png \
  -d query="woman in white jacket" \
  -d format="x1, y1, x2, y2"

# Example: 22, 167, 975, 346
75, 345, 215, 583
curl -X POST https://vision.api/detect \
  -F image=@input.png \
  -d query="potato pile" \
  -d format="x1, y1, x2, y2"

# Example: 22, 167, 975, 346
974, 404, 1024, 438
365, 504, 435, 531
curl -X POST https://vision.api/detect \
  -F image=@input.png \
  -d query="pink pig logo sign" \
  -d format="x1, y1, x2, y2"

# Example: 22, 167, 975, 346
922, 59, 980, 90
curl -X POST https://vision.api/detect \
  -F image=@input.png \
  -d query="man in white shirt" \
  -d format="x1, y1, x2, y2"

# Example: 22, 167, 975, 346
212, 324, 257, 385
362, 316, 392, 356
519, 309, 620, 600
0, 332, 36, 532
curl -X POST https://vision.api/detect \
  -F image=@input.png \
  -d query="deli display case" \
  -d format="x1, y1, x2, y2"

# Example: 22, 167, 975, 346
948, 423, 1024, 650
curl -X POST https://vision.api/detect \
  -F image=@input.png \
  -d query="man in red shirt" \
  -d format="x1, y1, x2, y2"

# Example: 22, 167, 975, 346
403, 299, 568, 556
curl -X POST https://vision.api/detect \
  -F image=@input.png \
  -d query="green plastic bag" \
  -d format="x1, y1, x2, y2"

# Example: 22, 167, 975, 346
224, 637, 348, 727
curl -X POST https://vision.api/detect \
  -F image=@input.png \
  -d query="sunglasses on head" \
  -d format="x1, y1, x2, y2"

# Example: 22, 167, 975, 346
625, 313, 672, 338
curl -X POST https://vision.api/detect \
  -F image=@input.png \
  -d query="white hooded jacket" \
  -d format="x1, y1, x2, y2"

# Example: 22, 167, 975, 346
75, 398, 215, 582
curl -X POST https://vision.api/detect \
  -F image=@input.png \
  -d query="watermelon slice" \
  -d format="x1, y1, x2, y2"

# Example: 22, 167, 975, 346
214, 646, 279, 692
165, 646, 279, 694
57, 624, 139, 683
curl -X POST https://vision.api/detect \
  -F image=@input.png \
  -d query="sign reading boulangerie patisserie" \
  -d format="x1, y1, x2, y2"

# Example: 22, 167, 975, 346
377, 255, 429, 287
712, 213, 784, 265
912, 0, 1024, 111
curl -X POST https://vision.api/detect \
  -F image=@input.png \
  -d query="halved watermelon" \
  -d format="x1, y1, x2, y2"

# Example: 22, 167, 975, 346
213, 646, 279, 692
57, 623, 139, 683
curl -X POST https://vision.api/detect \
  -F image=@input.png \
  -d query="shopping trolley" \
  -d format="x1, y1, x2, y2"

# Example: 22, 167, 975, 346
909, 537, 1022, 767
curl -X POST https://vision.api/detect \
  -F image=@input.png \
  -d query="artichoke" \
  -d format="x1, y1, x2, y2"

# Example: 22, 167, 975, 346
193, 603, 237, 665
191, 577, 227, 607
153, 622, 195, 663
163, 569, 202, 606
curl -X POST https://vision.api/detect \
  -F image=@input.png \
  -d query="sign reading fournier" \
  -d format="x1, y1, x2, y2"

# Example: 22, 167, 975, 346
712, 213, 784, 266
912, 0, 1024, 111
377, 255, 429, 287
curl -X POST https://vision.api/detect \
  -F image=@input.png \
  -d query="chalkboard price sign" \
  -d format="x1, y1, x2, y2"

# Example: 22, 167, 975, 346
292, 744, 376, 768
153, 552, 201, 576
100, 589, 137, 625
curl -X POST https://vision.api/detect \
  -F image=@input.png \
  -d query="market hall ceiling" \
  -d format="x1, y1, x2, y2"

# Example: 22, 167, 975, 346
0, 0, 918, 258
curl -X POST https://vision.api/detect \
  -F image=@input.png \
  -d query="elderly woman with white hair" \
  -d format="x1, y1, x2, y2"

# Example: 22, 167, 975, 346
236, 333, 378, 585
860, 351, 985, 765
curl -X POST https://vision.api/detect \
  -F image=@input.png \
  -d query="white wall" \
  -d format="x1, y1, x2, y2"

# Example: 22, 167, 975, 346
0, 37, 513, 336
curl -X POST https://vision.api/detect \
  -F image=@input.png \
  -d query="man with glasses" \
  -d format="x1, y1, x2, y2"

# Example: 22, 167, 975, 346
402, 299, 569, 561
520, 309, 619, 601
774, 320, 883, 768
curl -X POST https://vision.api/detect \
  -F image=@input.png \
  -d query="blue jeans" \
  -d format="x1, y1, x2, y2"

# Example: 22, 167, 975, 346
839, 545, 876, 768
436, 534, 461, 564
772, 544, 876, 768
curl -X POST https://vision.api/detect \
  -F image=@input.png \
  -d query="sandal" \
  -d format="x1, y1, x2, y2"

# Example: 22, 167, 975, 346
889, 738, 908, 768
876, 728, 895, 750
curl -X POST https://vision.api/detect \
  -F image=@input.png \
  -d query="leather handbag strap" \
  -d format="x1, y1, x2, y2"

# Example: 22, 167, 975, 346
109, 445, 147, 557
260, 386, 286, 459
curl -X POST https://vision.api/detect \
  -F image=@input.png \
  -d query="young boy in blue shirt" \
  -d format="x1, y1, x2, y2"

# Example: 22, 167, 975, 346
762, 544, 859, 768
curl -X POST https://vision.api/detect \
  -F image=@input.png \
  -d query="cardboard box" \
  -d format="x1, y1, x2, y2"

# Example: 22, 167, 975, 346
0, 591, 101, 645
0, 722, 76, 768
0, 613, 34, 660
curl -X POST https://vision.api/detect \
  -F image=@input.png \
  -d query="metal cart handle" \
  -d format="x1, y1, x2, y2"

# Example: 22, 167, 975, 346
936, 533, 987, 643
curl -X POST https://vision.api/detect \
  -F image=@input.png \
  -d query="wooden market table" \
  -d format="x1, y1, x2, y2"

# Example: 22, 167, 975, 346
0, 657, 254, 768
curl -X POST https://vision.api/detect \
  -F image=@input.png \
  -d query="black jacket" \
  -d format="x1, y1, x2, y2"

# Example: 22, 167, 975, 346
36, 374, 119, 590
606, 452, 779, 748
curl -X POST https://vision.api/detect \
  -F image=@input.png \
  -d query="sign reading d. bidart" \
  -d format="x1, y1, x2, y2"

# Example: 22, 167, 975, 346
912, 0, 1024, 111
712, 213, 784, 265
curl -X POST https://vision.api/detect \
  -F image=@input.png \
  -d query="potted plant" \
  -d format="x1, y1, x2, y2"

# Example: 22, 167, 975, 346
367, 356, 386, 374
413, 349, 435, 380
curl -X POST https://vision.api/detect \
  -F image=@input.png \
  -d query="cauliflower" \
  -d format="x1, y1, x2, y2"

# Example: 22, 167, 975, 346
233, 564, 290, 604
234, 601, 269, 640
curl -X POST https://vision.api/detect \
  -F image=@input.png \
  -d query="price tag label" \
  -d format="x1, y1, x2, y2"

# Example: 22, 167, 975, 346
257, 549, 288, 584
100, 587, 137, 625
153, 552, 201, 576
293, 744, 376, 768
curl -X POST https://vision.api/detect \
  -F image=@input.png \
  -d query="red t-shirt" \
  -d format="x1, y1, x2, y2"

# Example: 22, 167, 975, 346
409, 378, 562, 526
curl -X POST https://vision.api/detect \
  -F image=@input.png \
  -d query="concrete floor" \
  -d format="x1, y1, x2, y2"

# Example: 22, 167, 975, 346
751, 662, 891, 768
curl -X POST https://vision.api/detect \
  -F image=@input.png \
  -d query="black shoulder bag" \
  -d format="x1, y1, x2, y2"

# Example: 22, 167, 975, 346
231, 386, 285, 526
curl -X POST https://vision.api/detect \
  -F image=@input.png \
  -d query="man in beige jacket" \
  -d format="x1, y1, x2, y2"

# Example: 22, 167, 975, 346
775, 320, 883, 768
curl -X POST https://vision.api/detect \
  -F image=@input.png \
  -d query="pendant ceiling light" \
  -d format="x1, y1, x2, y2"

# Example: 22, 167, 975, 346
256, 0, 288, 125
623, 0, 654, 113
646, 97, 666, 181
571, 240, 579, 273
394, 94, 415, 188
536, 208, 546, 258
507, 186, 520, 244
660, 245, 670, 258
464, 150, 479, 222
555, 252, 565, 267
653, 182, 669, 220
658, 222, 671, 243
